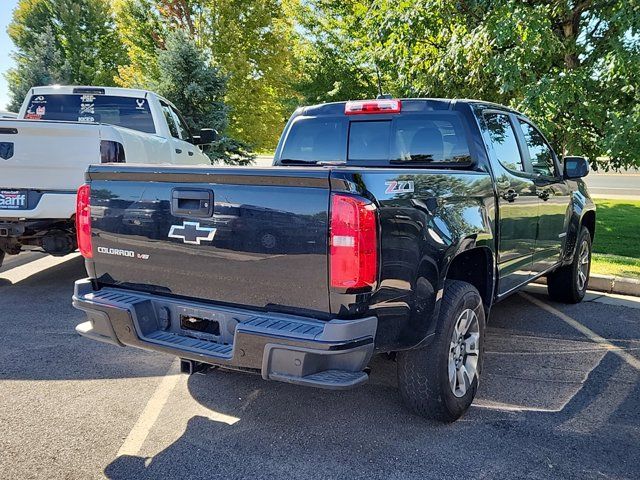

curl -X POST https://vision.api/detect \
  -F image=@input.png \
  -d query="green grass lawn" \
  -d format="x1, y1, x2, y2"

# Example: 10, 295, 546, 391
592, 198, 640, 279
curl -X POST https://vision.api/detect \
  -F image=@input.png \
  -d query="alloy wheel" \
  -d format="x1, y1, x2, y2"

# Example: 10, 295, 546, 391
577, 239, 590, 291
448, 308, 480, 398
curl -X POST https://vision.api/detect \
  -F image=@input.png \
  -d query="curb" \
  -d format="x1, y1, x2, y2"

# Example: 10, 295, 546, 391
535, 274, 640, 297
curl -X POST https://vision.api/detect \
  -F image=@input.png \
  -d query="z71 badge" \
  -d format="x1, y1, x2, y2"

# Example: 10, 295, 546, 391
385, 180, 415, 194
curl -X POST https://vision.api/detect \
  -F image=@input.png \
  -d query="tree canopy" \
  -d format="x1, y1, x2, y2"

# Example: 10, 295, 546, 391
113, 0, 300, 152
154, 29, 254, 164
293, 0, 640, 169
5, 0, 640, 168
6, 0, 125, 111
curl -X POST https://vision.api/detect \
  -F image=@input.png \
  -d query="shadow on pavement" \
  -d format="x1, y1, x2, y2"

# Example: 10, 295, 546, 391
103, 295, 640, 479
0, 256, 172, 381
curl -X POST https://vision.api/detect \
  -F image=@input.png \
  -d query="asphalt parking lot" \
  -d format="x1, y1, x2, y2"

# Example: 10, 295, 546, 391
1, 255, 639, 480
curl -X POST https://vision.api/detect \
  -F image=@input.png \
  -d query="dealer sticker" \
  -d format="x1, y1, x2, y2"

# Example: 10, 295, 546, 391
0, 190, 27, 209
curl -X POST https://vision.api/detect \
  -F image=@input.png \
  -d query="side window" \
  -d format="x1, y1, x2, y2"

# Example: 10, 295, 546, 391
484, 113, 525, 172
518, 120, 556, 177
160, 101, 180, 139
170, 106, 191, 141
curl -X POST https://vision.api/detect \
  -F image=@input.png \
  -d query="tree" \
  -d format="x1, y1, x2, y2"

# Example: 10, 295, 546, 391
113, 0, 300, 152
6, 0, 126, 109
297, 1, 640, 169
5, 26, 70, 111
292, 1, 379, 103
154, 29, 254, 164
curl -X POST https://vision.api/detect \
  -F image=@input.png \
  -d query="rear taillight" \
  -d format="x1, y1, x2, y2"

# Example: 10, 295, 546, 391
100, 140, 126, 163
76, 184, 92, 258
330, 194, 378, 291
345, 99, 401, 115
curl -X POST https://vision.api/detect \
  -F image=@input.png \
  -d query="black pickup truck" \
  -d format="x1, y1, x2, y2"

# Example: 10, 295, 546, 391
72, 98, 595, 422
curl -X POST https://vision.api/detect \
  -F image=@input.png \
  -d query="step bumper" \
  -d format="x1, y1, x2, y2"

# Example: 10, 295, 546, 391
72, 278, 376, 390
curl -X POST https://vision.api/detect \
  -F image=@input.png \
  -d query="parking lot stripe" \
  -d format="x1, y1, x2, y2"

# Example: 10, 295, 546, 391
520, 292, 640, 371
0, 252, 79, 284
116, 361, 181, 457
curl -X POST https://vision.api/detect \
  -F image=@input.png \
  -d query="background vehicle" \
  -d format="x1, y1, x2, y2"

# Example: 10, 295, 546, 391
72, 98, 594, 422
0, 85, 216, 267
0, 111, 18, 119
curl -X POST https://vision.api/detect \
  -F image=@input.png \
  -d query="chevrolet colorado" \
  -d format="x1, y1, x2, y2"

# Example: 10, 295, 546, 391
72, 98, 595, 421
0, 85, 215, 267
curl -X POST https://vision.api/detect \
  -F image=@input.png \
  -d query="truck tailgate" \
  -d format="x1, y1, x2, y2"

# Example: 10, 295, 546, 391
0, 119, 101, 190
87, 165, 331, 314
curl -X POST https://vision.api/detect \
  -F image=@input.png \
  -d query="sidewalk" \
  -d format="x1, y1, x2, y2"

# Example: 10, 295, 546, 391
535, 273, 640, 297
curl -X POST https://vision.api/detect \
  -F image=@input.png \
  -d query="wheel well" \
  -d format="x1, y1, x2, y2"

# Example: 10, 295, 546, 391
446, 247, 494, 308
581, 210, 596, 242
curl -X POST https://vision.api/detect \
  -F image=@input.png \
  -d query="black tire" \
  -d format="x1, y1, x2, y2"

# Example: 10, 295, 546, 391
547, 227, 591, 304
0, 250, 4, 268
397, 280, 485, 422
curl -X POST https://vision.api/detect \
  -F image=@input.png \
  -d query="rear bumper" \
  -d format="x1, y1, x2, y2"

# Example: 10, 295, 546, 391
0, 192, 75, 219
72, 279, 377, 389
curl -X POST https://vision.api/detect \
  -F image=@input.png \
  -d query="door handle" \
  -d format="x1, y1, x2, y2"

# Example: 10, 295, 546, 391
171, 189, 213, 217
501, 189, 519, 202
538, 189, 550, 201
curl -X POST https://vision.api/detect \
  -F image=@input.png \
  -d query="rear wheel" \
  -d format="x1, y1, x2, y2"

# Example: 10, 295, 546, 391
397, 280, 485, 422
0, 249, 4, 268
547, 227, 591, 303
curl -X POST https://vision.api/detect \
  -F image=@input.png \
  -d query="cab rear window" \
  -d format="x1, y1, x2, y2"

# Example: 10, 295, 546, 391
24, 94, 156, 134
279, 112, 471, 166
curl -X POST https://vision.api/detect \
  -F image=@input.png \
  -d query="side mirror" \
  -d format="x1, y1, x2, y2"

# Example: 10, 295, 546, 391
192, 128, 218, 145
563, 156, 590, 179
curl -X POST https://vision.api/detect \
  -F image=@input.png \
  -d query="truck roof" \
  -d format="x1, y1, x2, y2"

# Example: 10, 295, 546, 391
299, 98, 518, 116
29, 85, 156, 99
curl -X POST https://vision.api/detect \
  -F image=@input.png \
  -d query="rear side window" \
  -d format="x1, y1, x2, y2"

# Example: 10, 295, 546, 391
25, 94, 156, 133
484, 113, 524, 172
280, 117, 347, 162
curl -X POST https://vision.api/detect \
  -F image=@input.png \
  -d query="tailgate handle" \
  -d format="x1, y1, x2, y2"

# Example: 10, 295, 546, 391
171, 189, 213, 218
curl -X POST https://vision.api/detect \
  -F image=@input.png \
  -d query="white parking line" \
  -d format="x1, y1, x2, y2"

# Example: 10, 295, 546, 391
520, 292, 640, 371
116, 363, 241, 459
0, 252, 80, 284
116, 361, 181, 457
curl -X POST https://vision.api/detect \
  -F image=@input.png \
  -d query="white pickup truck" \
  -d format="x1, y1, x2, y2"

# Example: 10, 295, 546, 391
0, 85, 215, 266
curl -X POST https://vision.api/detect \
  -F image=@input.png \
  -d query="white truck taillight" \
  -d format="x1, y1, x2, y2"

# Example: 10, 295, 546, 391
344, 99, 402, 115
329, 194, 378, 291
100, 140, 126, 163
76, 184, 92, 258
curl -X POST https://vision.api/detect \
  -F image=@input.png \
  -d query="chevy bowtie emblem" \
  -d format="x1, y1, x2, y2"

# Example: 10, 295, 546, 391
168, 221, 217, 245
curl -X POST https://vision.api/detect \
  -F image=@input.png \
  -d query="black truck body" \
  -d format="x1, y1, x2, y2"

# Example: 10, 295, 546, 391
73, 98, 595, 420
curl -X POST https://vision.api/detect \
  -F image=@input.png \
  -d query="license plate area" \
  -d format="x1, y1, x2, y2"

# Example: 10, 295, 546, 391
0, 189, 28, 210
180, 314, 221, 336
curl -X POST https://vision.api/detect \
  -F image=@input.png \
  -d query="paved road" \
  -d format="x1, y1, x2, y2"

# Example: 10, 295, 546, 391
0, 257, 639, 479
583, 173, 640, 198
0, 250, 46, 273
